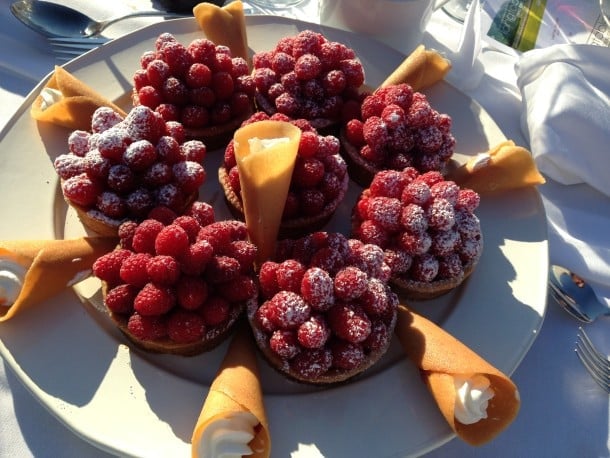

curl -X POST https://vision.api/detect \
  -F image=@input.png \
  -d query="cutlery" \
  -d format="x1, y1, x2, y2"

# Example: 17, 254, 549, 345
10, 0, 188, 38
48, 36, 109, 63
548, 265, 610, 323
575, 327, 610, 393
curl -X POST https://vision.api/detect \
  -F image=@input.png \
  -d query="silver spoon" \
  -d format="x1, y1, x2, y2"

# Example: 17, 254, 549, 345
10, 0, 189, 38
549, 265, 610, 323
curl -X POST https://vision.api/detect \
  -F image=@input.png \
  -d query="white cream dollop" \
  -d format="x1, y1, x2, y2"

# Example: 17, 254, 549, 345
471, 152, 491, 171
248, 136, 290, 153
454, 374, 495, 425
39, 87, 64, 111
195, 411, 259, 458
0, 257, 27, 307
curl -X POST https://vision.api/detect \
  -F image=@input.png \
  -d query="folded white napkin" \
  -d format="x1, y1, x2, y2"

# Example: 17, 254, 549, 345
516, 44, 610, 197
516, 44, 610, 308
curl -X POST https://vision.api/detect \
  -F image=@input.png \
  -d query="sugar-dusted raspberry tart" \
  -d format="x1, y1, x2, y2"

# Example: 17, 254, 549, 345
92, 202, 258, 355
352, 168, 482, 301
219, 112, 349, 238
341, 83, 456, 187
247, 231, 398, 385
251, 29, 366, 134
55, 106, 206, 236
132, 33, 255, 149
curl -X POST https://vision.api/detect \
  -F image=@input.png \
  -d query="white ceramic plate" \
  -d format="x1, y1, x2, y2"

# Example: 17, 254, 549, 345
0, 16, 548, 458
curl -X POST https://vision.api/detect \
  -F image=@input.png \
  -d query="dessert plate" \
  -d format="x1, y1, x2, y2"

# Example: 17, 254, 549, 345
0, 16, 548, 458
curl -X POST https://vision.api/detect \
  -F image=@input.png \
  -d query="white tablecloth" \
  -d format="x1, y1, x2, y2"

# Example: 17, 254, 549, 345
1, 1, 609, 457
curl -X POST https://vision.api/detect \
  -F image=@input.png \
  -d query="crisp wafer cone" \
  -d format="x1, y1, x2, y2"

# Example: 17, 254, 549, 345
380, 45, 451, 92
395, 305, 520, 446
446, 140, 545, 194
0, 237, 117, 322
191, 324, 270, 458
193, 1, 250, 65
30, 66, 127, 131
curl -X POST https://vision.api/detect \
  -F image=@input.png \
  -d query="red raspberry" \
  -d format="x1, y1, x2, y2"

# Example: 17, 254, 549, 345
134, 283, 176, 316
333, 266, 368, 301
167, 310, 205, 344
106, 164, 135, 194
211, 72, 235, 100
366, 197, 402, 232
160, 40, 192, 77
299, 189, 325, 216
290, 348, 332, 379
426, 198, 456, 231
254, 302, 276, 333
187, 38, 216, 64
96, 192, 127, 219
127, 313, 167, 341
123, 140, 157, 171
91, 107, 123, 133
259, 261, 280, 299
267, 291, 311, 329
118, 221, 137, 250
270, 330, 300, 359
172, 161, 206, 194
293, 157, 325, 188
125, 188, 154, 219
410, 253, 439, 282
362, 117, 389, 148
146, 255, 180, 285
186, 201, 215, 227
93, 249, 132, 285
363, 321, 390, 352
137, 85, 162, 109
369, 170, 406, 199
104, 284, 137, 314
297, 314, 330, 349
176, 275, 208, 310
456, 188, 480, 213
146, 59, 171, 88
222, 240, 257, 272
181, 140, 207, 163
339, 59, 365, 87
62, 173, 101, 207
359, 278, 390, 317
154, 224, 190, 257
185, 62, 212, 88
132, 219, 165, 254
431, 229, 460, 256
401, 181, 432, 207
400, 203, 428, 234
54, 154, 86, 180
354, 219, 389, 248
119, 252, 152, 287
438, 253, 464, 279
205, 256, 241, 283
399, 231, 432, 256
219, 275, 258, 302
67, 130, 91, 156
297, 130, 320, 158
276, 259, 306, 293
172, 215, 200, 241
381, 104, 406, 130
200, 296, 230, 326
330, 340, 365, 370
147, 206, 178, 225
300, 267, 335, 311
327, 303, 371, 343
180, 239, 214, 276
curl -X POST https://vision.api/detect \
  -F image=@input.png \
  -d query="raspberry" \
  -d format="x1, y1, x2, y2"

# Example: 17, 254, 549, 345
93, 249, 132, 285
119, 252, 152, 287
366, 197, 402, 232
438, 253, 464, 279
401, 181, 432, 207
146, 59, 171, 88
330, 340, 365, 370
156, 183, 186, 212
290, 348, 332, 379
172, 161, 206, 194
267, 291, 311, 329
91, 107, 123, 133
181, 140, 207, 163
299, 189, 325, 216
410, 253, 439, 282
200, 296, 230, 326
205, 256, 241, 283
179, 239, 214, 275
222, 240, 257, 272
167, 310, 205, 344
160, 40, 192, 77
219, 275, 258, 302
456, 188, 480, 213
426, 198, 455, 231
399, 231, 432, 256
146, 255, 180, 285
68, 130, 91, 156
400, 204, 428, 233
270, 330, 300, 359
276, 259, 306, 293
132, 219, 164, 254
54, 154, 85, 179
293, 157, 325, 188
327, 303, 371, 344
118, 221, 137, 250
369, 170, 406, 199
359, 278, 390, 317
147, 206, 178, 225
137, 85, 163, 109
300, 267, 335, 311
186, 201, 215, 227
134, 283, 176, 316
254, 303, 276, 333
297, 315, 330, 349
333, 267, 368, 301
106, 164, 135, 194
259, 261, 280, 299
154, 224, 190, 257
185, 62, 212, 88
362, 321, 389, 352
125, 189, 154, 218
62, 173, 101, 207
431, 229, 460, 256
123, 140, 157, 171
176, 275, 208, 310
127, 313, 167, 340
105, 284, 137, 314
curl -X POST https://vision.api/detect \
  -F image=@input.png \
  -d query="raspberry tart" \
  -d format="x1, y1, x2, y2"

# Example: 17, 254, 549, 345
219, 112, 349, 238
54, 105, 206, 236
251, 29, 366, 134
247, 231, 398, 385
92, 202, 259, 356
352, 167, 482, 301
132, 32, 255, 149
341, 83, 456, 187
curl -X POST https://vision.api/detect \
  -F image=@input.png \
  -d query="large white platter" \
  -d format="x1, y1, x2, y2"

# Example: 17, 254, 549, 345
0, 16, 548, 458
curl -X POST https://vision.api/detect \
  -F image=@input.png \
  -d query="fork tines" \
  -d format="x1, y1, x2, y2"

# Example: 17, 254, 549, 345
575, 327, 610, 393
48, 36, 109, 62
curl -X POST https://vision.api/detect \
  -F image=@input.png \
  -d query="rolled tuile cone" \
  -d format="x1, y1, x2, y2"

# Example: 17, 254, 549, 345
380, 44, 451, 92
30, 66, 127, 131
0, 237, 117, 322
446, 140, 546, 194
395, 305, 520, 446
193, 1, 250, 65
191, 323, 270, 458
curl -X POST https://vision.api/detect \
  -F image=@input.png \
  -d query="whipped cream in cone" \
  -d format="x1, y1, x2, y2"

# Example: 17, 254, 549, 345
192, 324, 270, 458
380, 45, 451, 92
395, 305, 520, 446
0, 237, 117, 322
446, 140, 545, 194
31, 66, 126, 131
233, 120, 301, 265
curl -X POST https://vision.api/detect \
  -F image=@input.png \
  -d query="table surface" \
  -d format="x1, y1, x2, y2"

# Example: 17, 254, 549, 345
1, 1, 609, 457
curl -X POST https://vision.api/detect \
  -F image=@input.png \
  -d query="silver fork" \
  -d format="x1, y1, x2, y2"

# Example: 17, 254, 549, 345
575, 327, 610, 393
48, 36, 109, 62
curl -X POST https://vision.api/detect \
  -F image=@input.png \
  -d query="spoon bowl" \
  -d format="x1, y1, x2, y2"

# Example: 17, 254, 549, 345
10, 0, 187, 38
549, 265, 610, 323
